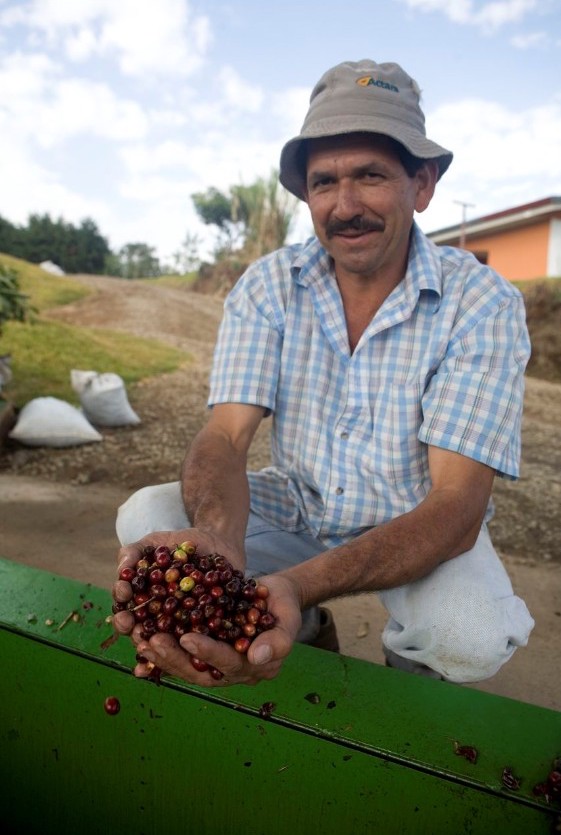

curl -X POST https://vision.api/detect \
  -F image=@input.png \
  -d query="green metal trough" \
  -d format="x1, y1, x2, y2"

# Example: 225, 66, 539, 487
0, 556, 559, 834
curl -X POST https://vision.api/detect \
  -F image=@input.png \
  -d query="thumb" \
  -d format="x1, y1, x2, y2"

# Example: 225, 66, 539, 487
247, 626, 293, 666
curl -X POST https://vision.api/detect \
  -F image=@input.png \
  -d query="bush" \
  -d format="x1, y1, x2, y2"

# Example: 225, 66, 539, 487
0, 263, 32, 336
524, 280, 561, 383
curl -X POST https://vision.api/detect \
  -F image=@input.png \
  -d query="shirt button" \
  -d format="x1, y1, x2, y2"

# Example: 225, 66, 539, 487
335, 486, 344, 495
340, 431, 349, 440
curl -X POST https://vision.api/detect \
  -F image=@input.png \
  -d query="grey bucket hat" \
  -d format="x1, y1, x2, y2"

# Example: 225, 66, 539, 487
279, 59, 453, 200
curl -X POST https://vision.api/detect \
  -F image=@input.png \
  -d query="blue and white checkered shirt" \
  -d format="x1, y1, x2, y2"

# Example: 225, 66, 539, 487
209, 224, 530, 547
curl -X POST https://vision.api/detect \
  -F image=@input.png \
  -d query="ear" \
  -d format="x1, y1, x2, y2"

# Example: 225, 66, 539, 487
414, 160, 439, 214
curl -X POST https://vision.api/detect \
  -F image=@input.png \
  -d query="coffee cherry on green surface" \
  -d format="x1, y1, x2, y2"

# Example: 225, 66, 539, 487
259, 701, 276, 719
104, 696, 121, 715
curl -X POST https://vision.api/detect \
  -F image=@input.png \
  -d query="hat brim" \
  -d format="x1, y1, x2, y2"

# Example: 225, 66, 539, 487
279, 118, 453, 201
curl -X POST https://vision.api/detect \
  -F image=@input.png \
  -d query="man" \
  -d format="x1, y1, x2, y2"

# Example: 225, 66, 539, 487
112, 59, 534, 687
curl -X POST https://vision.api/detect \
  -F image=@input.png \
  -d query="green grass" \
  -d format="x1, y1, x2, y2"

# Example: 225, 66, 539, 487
2, 319, 186, 406
0, 252, 91, 311
0, 253, 188, 406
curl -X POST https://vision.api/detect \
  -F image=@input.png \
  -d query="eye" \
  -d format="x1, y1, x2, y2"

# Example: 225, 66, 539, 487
308, 173, 335, 192
363, 168, 384, 182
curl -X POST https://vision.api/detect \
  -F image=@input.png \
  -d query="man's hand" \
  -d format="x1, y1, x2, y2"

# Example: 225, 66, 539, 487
125, 573, 303, 687
111, 528, 244, 638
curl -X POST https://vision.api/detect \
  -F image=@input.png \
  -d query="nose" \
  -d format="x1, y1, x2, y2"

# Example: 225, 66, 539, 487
333, 179, 363, 220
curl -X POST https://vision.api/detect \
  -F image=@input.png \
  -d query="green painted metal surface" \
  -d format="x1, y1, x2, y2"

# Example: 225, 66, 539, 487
0, 557, 559, 834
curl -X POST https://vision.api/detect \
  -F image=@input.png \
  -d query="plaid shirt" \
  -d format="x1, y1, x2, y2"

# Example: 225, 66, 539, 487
209, 224, 530, 547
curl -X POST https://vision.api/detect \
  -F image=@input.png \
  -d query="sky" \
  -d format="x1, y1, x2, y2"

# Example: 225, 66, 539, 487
1, 0, 560, 266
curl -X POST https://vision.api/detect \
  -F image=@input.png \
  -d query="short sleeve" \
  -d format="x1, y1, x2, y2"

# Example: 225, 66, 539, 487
419, 292, 530, 479
208, 262, 283, 412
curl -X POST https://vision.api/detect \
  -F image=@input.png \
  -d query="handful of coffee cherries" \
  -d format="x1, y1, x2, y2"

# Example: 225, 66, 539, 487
113, 542, 276, 680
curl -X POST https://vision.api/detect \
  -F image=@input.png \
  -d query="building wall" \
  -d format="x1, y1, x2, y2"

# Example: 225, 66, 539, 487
466, 219, 550, 281
464, 219, 550, 281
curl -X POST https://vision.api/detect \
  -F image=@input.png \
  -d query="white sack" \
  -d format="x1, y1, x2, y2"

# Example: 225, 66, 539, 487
40, 260, 65, 276
116, 482, 187, 545
71, 369, 140, 427
9, 396, 102, 447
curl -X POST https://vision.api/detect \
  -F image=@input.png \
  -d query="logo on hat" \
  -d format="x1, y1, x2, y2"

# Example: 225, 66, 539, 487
356, 76, 399, 93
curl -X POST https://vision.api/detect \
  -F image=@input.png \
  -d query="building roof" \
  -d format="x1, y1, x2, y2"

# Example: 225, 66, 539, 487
428, 196, 561, 244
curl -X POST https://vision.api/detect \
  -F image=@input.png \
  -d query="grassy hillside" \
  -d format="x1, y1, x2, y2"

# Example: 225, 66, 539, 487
0, 252, 91, 311
0, 254, 187, 406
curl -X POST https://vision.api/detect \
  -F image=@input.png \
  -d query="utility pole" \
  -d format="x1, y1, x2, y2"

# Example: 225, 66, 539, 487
453, 200, 475, 248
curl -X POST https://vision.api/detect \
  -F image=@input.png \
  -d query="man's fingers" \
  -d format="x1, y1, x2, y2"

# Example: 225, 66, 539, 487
117, 544, 143, 571
113, 578, 133, 603
178, 633, 246, 675
112, 610, 135, 634
137, 633, 218, 684
178, 632, 284, 682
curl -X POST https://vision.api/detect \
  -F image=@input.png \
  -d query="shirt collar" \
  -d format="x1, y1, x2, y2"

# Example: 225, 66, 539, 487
290, 223, 443, 311
291, 237, 332, 287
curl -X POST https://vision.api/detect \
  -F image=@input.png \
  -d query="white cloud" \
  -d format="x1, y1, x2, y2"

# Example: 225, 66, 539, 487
0, 51, 148, 146
398, 0, 539, 31
0, 50, 57, 100
218, 66, 264, 112
510, 31, 548, 48
120, 141, 193, 177
0, 0, 212, 77
119, 136, 284, 202
429, 97, 561, 184
270, 86, 311, 138
64, 25, 98, 62
418, 95, 561, 233
39, 79, 149, 146
0, 129, 109, 227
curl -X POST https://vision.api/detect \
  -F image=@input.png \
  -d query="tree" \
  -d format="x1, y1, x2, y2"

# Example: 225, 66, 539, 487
116, 242, 162, 278
191, 187, 243, 254
71, 218, 112, 274
234, 171, 298, 261
171, 231, 202, 275
191, 169, 298, 261
0, 213, 111, 274
0, 216, 24, 258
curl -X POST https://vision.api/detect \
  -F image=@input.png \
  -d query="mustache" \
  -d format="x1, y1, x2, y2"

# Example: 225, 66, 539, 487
326, 215, 385, 238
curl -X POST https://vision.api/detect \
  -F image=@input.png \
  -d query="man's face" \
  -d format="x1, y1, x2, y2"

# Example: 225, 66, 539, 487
304, 133, 436, 283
